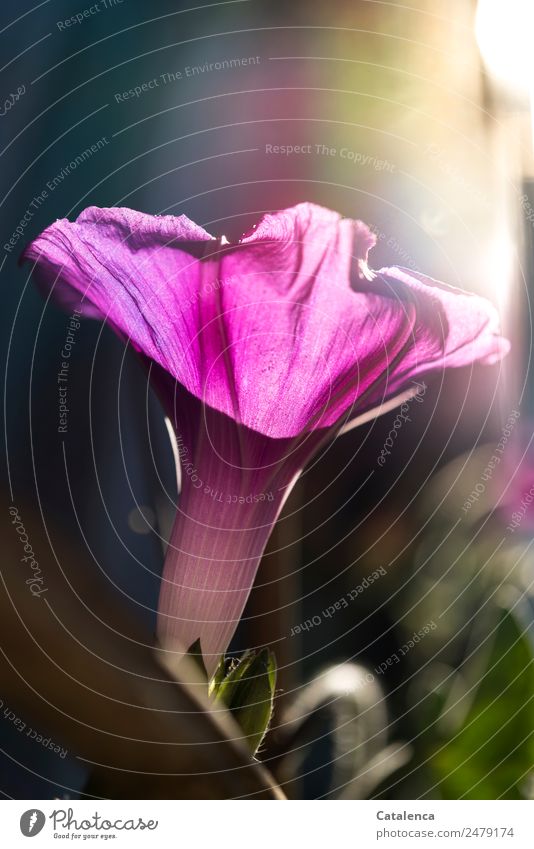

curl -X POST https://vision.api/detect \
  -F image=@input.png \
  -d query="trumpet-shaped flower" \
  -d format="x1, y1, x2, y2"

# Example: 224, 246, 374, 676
22, 202, 509, 674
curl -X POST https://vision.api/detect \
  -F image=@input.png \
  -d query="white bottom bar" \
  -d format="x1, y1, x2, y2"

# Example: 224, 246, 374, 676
2, 800, 534, 848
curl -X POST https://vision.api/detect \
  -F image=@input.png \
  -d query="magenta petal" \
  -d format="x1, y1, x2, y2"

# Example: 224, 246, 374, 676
22, 202, 508, 439
21, 205, 215, 376
347, 264, 511, 414
159, 534, 267, 680
159, 487, 279, 678
155, 385, 325, 675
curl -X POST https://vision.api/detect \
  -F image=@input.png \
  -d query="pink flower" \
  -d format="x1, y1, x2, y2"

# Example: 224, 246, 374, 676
22, 202, 509, 674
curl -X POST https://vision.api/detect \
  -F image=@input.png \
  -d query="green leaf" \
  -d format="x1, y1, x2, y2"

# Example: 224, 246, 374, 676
213, 648, 277, 755
212, 650, 253, 702
430, 603, 534, 799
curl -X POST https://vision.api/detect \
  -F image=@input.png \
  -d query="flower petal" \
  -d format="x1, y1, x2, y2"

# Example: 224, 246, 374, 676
21, 202, 510, 671
155, 386, 324, 676
22, 203, 509, 441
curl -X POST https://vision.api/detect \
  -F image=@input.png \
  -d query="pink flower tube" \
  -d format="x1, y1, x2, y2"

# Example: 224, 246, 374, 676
22, 202, 509, 674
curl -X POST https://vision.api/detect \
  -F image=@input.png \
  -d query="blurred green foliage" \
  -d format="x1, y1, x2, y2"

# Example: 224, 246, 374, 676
429, 606, 534, 799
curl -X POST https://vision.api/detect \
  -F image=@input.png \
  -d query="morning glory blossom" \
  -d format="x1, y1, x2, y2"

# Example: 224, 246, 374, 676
22, 202, 509, 674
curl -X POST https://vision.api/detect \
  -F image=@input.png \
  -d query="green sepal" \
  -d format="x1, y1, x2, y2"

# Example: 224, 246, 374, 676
186, 637, 208, 680
212, 648, 277, 755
